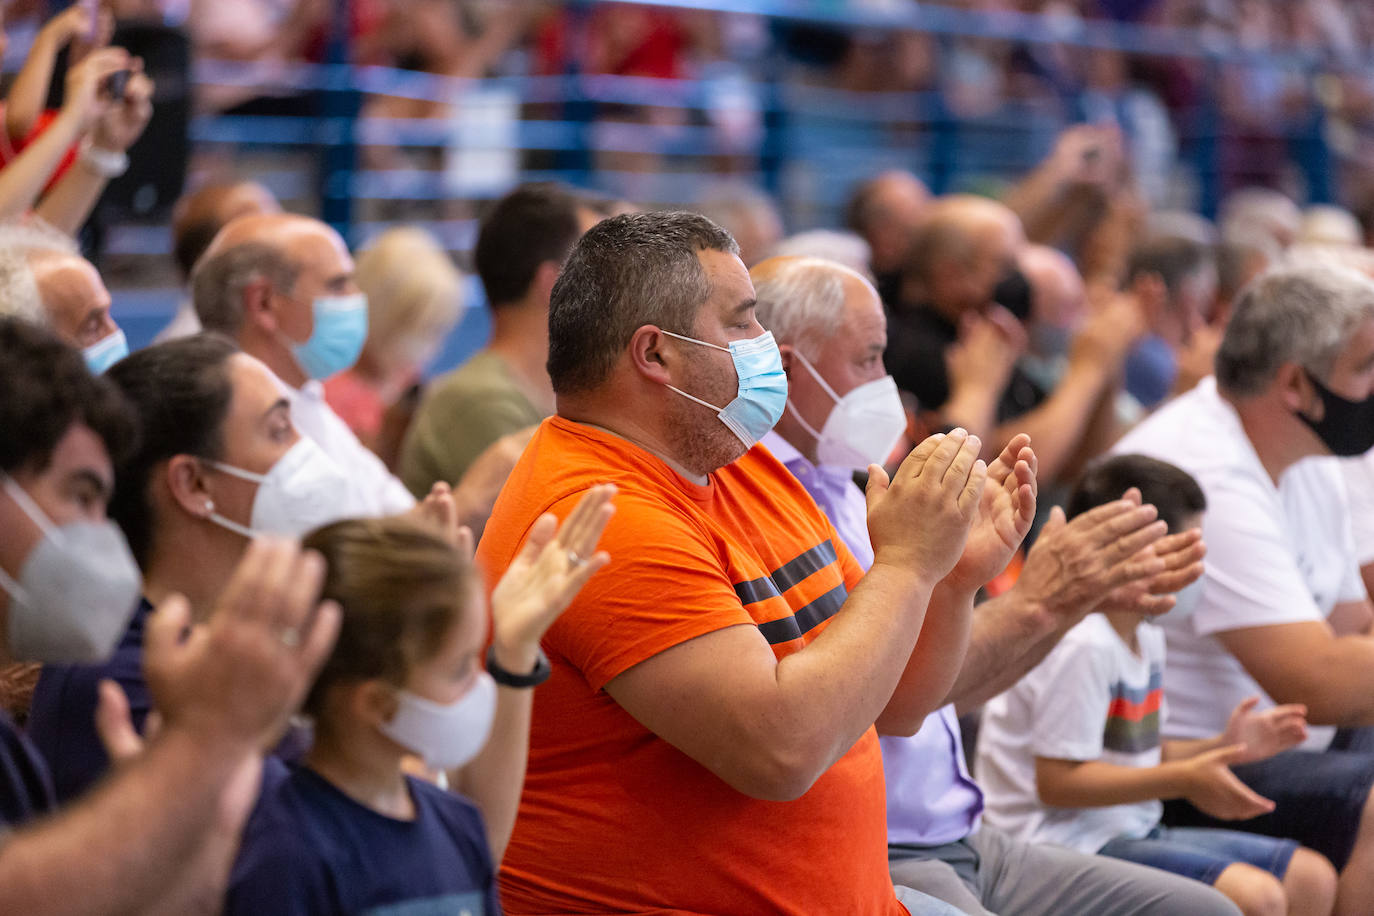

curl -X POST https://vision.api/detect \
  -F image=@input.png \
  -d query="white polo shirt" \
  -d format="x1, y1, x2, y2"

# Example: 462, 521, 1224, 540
1112, 377, 1364, 747
284, 379, 416, 517
1341, 449, 1374, 568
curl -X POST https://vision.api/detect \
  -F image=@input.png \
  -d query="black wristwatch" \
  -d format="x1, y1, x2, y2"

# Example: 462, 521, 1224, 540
486, 645, 552, 688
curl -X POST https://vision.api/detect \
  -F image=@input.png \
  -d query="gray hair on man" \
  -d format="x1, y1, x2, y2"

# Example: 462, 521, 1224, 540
1216, 263, 1374, 398
752, 256, 876, 357
191, 240, 300, 335
0, 218, 80, 326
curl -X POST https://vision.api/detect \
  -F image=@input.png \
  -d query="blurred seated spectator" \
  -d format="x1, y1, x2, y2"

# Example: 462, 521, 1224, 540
1298, 205, 1365, 248
192, 212, 416, 517
1215, 227, 1281, 327
886, 194, 1143, 485
1218, 187, 1302, 252
154, 179, 282, 343
1017, 243, 1087, 395
694, 182, 784, 268
768, 229, 873, 278
0, 220, 127, 372
188, 0, 331, 115
844, 169, 930, 305
400, 183, 600, 496
1111, 264, 1374, 908
0, 316, 339, 913
1122, 235, 1219, 408
323, 226, 463, 464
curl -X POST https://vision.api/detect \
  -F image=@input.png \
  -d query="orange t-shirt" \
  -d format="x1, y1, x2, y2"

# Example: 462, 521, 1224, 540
476, 417, 905, 916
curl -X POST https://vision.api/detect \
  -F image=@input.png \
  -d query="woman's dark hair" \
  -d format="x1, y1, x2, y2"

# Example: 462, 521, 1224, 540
105, 333, 239, 568
1067, 454, 1207, 534
0, 317, 137, 476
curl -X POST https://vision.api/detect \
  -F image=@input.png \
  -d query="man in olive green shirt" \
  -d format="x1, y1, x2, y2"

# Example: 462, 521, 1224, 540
401, 183, 603, 495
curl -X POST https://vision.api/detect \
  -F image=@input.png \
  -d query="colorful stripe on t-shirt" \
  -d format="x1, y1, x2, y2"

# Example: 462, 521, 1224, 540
1102, 667, 1163, 755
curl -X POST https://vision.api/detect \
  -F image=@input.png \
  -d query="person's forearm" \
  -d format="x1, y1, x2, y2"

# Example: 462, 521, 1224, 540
0, 727, 250, 915
768, 562, 935, 782
1036, 758, 1190, 809
1161, 736, 1225, 762
940, 383, 1003, 445
451, 676, 533, 864
1004, 164, 1068, 243
876, 581, 978, 735
0, 108, 86, 222
992, 358, 1114, 485
5, 35, 60, 142
947, 592, 1067, 713
35, 161, 108, 235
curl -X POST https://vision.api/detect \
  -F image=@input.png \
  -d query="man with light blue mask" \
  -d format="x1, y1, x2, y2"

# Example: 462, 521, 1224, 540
0, 316, 342, 914
754, 256, 1230, 916
0, 226, 128, 373
191, 212, 415, 518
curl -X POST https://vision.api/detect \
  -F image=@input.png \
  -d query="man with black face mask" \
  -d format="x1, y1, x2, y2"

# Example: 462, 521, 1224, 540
0, 316, 340, 913
1113, 264, 1374, 912
886, 194, 1146, 486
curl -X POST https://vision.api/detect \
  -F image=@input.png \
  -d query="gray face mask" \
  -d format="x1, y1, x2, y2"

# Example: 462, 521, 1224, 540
0, 476, 142, 663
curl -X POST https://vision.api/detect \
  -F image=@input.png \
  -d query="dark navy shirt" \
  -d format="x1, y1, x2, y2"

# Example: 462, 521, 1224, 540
0, 709, 54, 828
28, 598, 152, 802
226, 765, 500, 916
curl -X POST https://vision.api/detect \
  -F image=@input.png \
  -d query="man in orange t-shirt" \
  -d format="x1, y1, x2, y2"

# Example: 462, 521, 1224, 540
477, 211, 1034, 915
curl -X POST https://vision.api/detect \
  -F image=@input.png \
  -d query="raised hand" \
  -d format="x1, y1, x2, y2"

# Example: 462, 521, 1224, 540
1013, 490, 1168, 627
489, 483, 615, 672
409, 480, 474, 558
1096, 528, 1206, 617
1179, 744, 1276, 821
142, 537, 341, 754
1222, 696, 1309, 764
61, 45, 129, 133
866, 428, 987, 585
92, 59, 154, 153
944, 433, 1037, 593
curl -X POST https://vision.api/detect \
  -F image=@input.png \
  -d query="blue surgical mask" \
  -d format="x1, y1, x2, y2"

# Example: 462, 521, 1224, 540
662, 329, 788, 449
291, 293, 368, 380
83, 327, 128, 375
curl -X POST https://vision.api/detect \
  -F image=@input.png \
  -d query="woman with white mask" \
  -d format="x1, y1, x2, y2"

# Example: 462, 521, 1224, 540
29, 333, 444, 801
226, 488, 614, 913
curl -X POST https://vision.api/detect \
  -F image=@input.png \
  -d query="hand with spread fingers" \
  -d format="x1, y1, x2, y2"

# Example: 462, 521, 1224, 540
1221, 696, 1309, 765
944, 433, 1038, 594
1178, 744, 1277, 821
410, 481, 475, 559
866, 428, 988, 586
1014, 489, 1171, 626
1095, 527, 1207, 617
489, 483, 616, 673
142, 537, 341, 754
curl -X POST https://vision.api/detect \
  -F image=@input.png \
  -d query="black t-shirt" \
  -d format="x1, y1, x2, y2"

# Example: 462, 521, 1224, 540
884, 303, 1046, 423
0, 709, 55, 829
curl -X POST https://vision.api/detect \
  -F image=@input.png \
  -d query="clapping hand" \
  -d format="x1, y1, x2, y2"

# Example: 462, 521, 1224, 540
1221, 696, 1308, 765
943, 433, 1037, 593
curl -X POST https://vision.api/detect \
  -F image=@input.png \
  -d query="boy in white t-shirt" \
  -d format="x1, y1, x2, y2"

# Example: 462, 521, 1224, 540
977, 455, 1337, 916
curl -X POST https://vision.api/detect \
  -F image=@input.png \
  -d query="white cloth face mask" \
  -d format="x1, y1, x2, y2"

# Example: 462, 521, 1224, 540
785, 352, 906, 471
377, 672, 498, 771
204, 437, 355, 538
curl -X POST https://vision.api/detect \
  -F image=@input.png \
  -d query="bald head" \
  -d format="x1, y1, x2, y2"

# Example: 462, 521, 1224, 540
1019, 245, 1084, 332
904, 194, 1024, 318
172, 181, 279, 281
846, 170, 930, 275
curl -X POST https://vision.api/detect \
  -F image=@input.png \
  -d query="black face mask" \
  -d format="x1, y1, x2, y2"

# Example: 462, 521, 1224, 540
992, 267, 1033, 322
1298, 370, 1374, 457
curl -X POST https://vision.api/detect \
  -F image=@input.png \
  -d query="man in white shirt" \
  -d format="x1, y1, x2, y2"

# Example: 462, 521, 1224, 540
1113, 263, 1374, 908
190, 213, 414, 517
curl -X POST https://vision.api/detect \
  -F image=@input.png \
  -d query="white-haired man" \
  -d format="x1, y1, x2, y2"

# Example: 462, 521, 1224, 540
753, 255, 1231, 916
0, 220, 126, 372
1115, 264, 1374, 910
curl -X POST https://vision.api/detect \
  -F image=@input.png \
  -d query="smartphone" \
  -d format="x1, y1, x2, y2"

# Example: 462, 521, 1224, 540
101, 68, 130, 100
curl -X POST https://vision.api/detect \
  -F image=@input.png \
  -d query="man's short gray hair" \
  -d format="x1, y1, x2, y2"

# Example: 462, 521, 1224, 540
1216, 264, 1374, 397
753, 257, 874, 357
768, 231, 873, 278
191, 240, 300, 334
0, 219, 81, 327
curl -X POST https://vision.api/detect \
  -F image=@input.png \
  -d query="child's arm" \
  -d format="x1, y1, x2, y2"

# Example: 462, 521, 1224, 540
5, 5, 93, 143
1162, 696, 1308, 765
1035, 746, 1275, 820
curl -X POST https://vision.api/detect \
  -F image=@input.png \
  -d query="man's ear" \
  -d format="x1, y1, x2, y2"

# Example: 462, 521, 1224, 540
354, 679, 401, 729
778, 342, 795, 376
533, 261, 561, 308
242, 276, 278, 333
628, 325, 674, 385
1276, 362, 1318, 418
